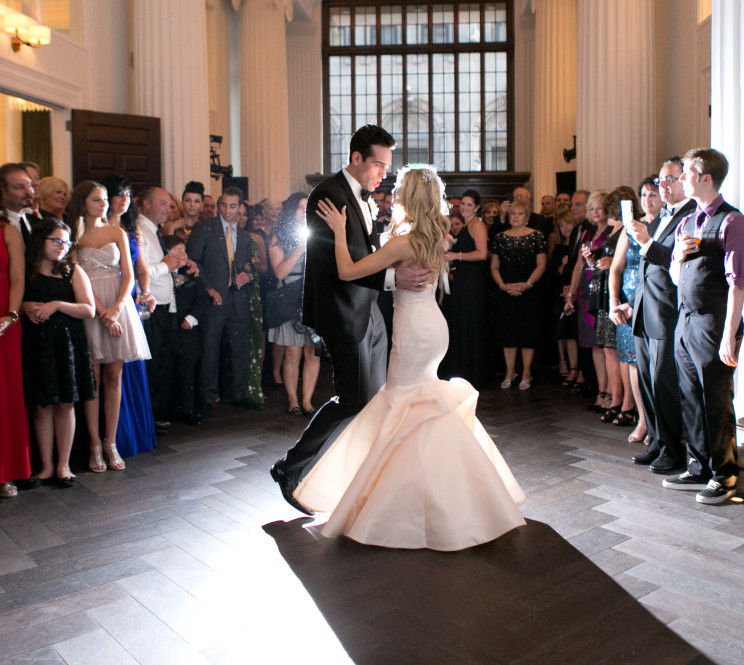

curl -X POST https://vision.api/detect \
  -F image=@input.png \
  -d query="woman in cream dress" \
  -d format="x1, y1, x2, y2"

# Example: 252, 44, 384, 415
293, 166, 525, 552
69, 181, 150, 473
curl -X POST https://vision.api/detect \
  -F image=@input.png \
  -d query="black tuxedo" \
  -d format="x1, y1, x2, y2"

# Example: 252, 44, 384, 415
631, 201, 695, 462
187, 216, 254, 405
280, 170, 388, 481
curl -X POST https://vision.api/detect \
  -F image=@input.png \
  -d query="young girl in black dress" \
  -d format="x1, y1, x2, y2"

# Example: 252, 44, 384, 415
22, 219, 97, 487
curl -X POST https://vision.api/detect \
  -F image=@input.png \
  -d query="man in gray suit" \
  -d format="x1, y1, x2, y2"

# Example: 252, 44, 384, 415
616, 157, 695, 472
187, 187, 257, 410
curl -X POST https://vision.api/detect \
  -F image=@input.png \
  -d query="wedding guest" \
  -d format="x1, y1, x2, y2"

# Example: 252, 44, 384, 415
200, 194, 216, 220
164, 235, 207, 425
267, 193, 320, 416
38, 177, 69, 222
100, 174, 157, 457
565, 191, 611, 410
22, 219, 96, 487
164, 181, 204, 241
69, 181, 151, 472
490, 200, 547, 390
167, 193, 183, 224
439, 188, 488, 388
0, 214, 31, 498
663, 148, 743, 504
624, 158, 695, 473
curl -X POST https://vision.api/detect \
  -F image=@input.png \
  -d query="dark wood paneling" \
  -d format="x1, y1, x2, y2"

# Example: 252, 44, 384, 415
71, 109, 161, 192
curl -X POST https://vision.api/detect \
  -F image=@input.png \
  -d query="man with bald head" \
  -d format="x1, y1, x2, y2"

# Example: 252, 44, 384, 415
138, 187, 189, 432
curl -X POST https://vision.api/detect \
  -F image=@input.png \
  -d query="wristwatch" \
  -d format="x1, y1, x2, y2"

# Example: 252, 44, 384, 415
7, 310, 19, 323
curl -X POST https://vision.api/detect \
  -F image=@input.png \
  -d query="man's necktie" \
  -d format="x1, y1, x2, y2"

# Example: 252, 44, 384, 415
361, 189, 372, 202
226, 226, 235, 286
660, 207, 672, 218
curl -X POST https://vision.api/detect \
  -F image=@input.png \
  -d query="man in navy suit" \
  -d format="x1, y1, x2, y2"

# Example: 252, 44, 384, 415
187, 187, 256, 411
271, 125, 428, 514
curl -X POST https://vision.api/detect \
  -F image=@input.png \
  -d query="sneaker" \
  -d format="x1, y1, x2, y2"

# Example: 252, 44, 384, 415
696, 480, 737, 505
661, 471, 709, 491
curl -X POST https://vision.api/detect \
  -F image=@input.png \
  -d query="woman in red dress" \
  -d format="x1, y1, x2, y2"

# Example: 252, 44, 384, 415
0, 217, 31, 498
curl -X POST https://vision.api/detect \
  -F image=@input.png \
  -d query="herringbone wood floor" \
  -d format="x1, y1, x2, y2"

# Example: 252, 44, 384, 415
0, 363, 739, 664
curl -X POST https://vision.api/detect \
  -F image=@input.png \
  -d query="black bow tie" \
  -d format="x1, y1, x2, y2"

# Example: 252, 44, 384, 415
660, 207, 673, 218
360, 189, 372, 202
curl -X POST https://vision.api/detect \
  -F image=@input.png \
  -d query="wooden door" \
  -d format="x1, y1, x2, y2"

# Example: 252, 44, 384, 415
71, 110, 161, 193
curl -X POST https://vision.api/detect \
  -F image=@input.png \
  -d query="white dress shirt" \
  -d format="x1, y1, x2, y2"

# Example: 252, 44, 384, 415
4, 209, 30, 237
138, 214, 175, 310
341, 168, 396, 290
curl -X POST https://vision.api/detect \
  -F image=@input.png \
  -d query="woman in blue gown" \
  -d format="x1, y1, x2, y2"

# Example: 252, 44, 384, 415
100, 175, 157, 457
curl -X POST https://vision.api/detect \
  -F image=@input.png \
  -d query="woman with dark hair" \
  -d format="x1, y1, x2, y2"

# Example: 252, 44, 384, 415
0, 213, 32, 498
21, 219, 96, 486
438, 188, 488, 388
69, 181, 150, 473
608, 179, 658, 441
100, 174, 158, 454
266, 192, 320, 415
164, 181, 204, 241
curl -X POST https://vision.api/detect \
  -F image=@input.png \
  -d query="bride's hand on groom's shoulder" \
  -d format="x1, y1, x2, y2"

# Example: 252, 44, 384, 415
317, 198, 347, 233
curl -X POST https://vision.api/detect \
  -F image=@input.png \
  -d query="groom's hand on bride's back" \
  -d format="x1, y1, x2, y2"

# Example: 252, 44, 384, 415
395, 258, 431, 291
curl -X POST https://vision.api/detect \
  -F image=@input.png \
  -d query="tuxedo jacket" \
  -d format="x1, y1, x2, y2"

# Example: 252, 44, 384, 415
632, 200, 696, 339
302, 171, 386, 343
186, 216, 253, 316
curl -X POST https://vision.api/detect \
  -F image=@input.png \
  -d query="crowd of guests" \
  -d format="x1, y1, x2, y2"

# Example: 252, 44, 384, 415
0, 161, 320, 497
2, 147, 741, 506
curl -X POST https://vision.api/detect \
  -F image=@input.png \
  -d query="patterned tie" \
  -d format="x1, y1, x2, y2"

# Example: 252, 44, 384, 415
226, 225, 235, 286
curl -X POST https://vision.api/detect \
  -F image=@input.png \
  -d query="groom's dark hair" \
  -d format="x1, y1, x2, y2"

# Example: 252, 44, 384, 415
349, 125, 395, 163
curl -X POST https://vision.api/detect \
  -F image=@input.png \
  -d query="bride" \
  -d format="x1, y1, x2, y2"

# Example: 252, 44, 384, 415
293, 165, 526, 551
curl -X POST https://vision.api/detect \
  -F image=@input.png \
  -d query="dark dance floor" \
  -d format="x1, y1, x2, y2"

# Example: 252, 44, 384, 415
0, 364, 739, 664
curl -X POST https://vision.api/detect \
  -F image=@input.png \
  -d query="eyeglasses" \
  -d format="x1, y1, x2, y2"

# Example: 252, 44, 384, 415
46, 237, 73, 248
653, 176, 680, 186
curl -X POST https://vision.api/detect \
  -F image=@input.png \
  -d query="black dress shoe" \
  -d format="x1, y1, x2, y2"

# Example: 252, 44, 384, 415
270, 463, 314, 516
631, 450, 658, 465
56, 476, 76, 488
649, 453, 684, 475
185, 413, 203, 426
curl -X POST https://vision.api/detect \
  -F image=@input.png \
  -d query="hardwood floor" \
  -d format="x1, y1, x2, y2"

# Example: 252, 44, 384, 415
0, 365, 739, 664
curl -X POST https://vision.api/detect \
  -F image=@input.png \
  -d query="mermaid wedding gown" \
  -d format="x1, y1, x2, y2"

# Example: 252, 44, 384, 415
293, 283, 526, 551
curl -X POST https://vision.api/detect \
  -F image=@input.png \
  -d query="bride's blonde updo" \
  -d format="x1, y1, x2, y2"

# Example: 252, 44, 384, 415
391, 165, 450, 273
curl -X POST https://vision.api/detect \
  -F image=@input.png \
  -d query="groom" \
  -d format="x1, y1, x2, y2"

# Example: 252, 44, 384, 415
270, 125, 429, 514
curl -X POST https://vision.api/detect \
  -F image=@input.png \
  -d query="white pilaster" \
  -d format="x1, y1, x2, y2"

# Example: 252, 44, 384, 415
533, 0, 577, 201
240, 0, 291, 201
576, 0, 655, 191
131, 0, 210, 193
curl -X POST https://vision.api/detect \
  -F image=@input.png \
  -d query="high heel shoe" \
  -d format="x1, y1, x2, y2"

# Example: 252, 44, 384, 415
103, 441, 126, 471
89, 443, 106, 473
562, 368, 578, 387
628, 423, 647, 443
613, 409, 638, 427
600, 405, 622, 423
587, 391, 609, 412
500, 374, 519, 389
519, 376, 533, 390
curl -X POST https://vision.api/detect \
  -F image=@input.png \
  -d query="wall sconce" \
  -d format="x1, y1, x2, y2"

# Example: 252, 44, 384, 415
3, 13, 51, 52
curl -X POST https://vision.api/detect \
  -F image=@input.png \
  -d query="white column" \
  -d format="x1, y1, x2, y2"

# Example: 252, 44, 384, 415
240, 0, 291, 202
131, 0, 210, 193
711, 0, 744, 423
286, 10, 322, 193
576, 0, 656, 191
533, 0, 577, 202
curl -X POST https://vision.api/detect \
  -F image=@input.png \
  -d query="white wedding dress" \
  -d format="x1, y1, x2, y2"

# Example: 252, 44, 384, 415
293, 283, 526, 551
